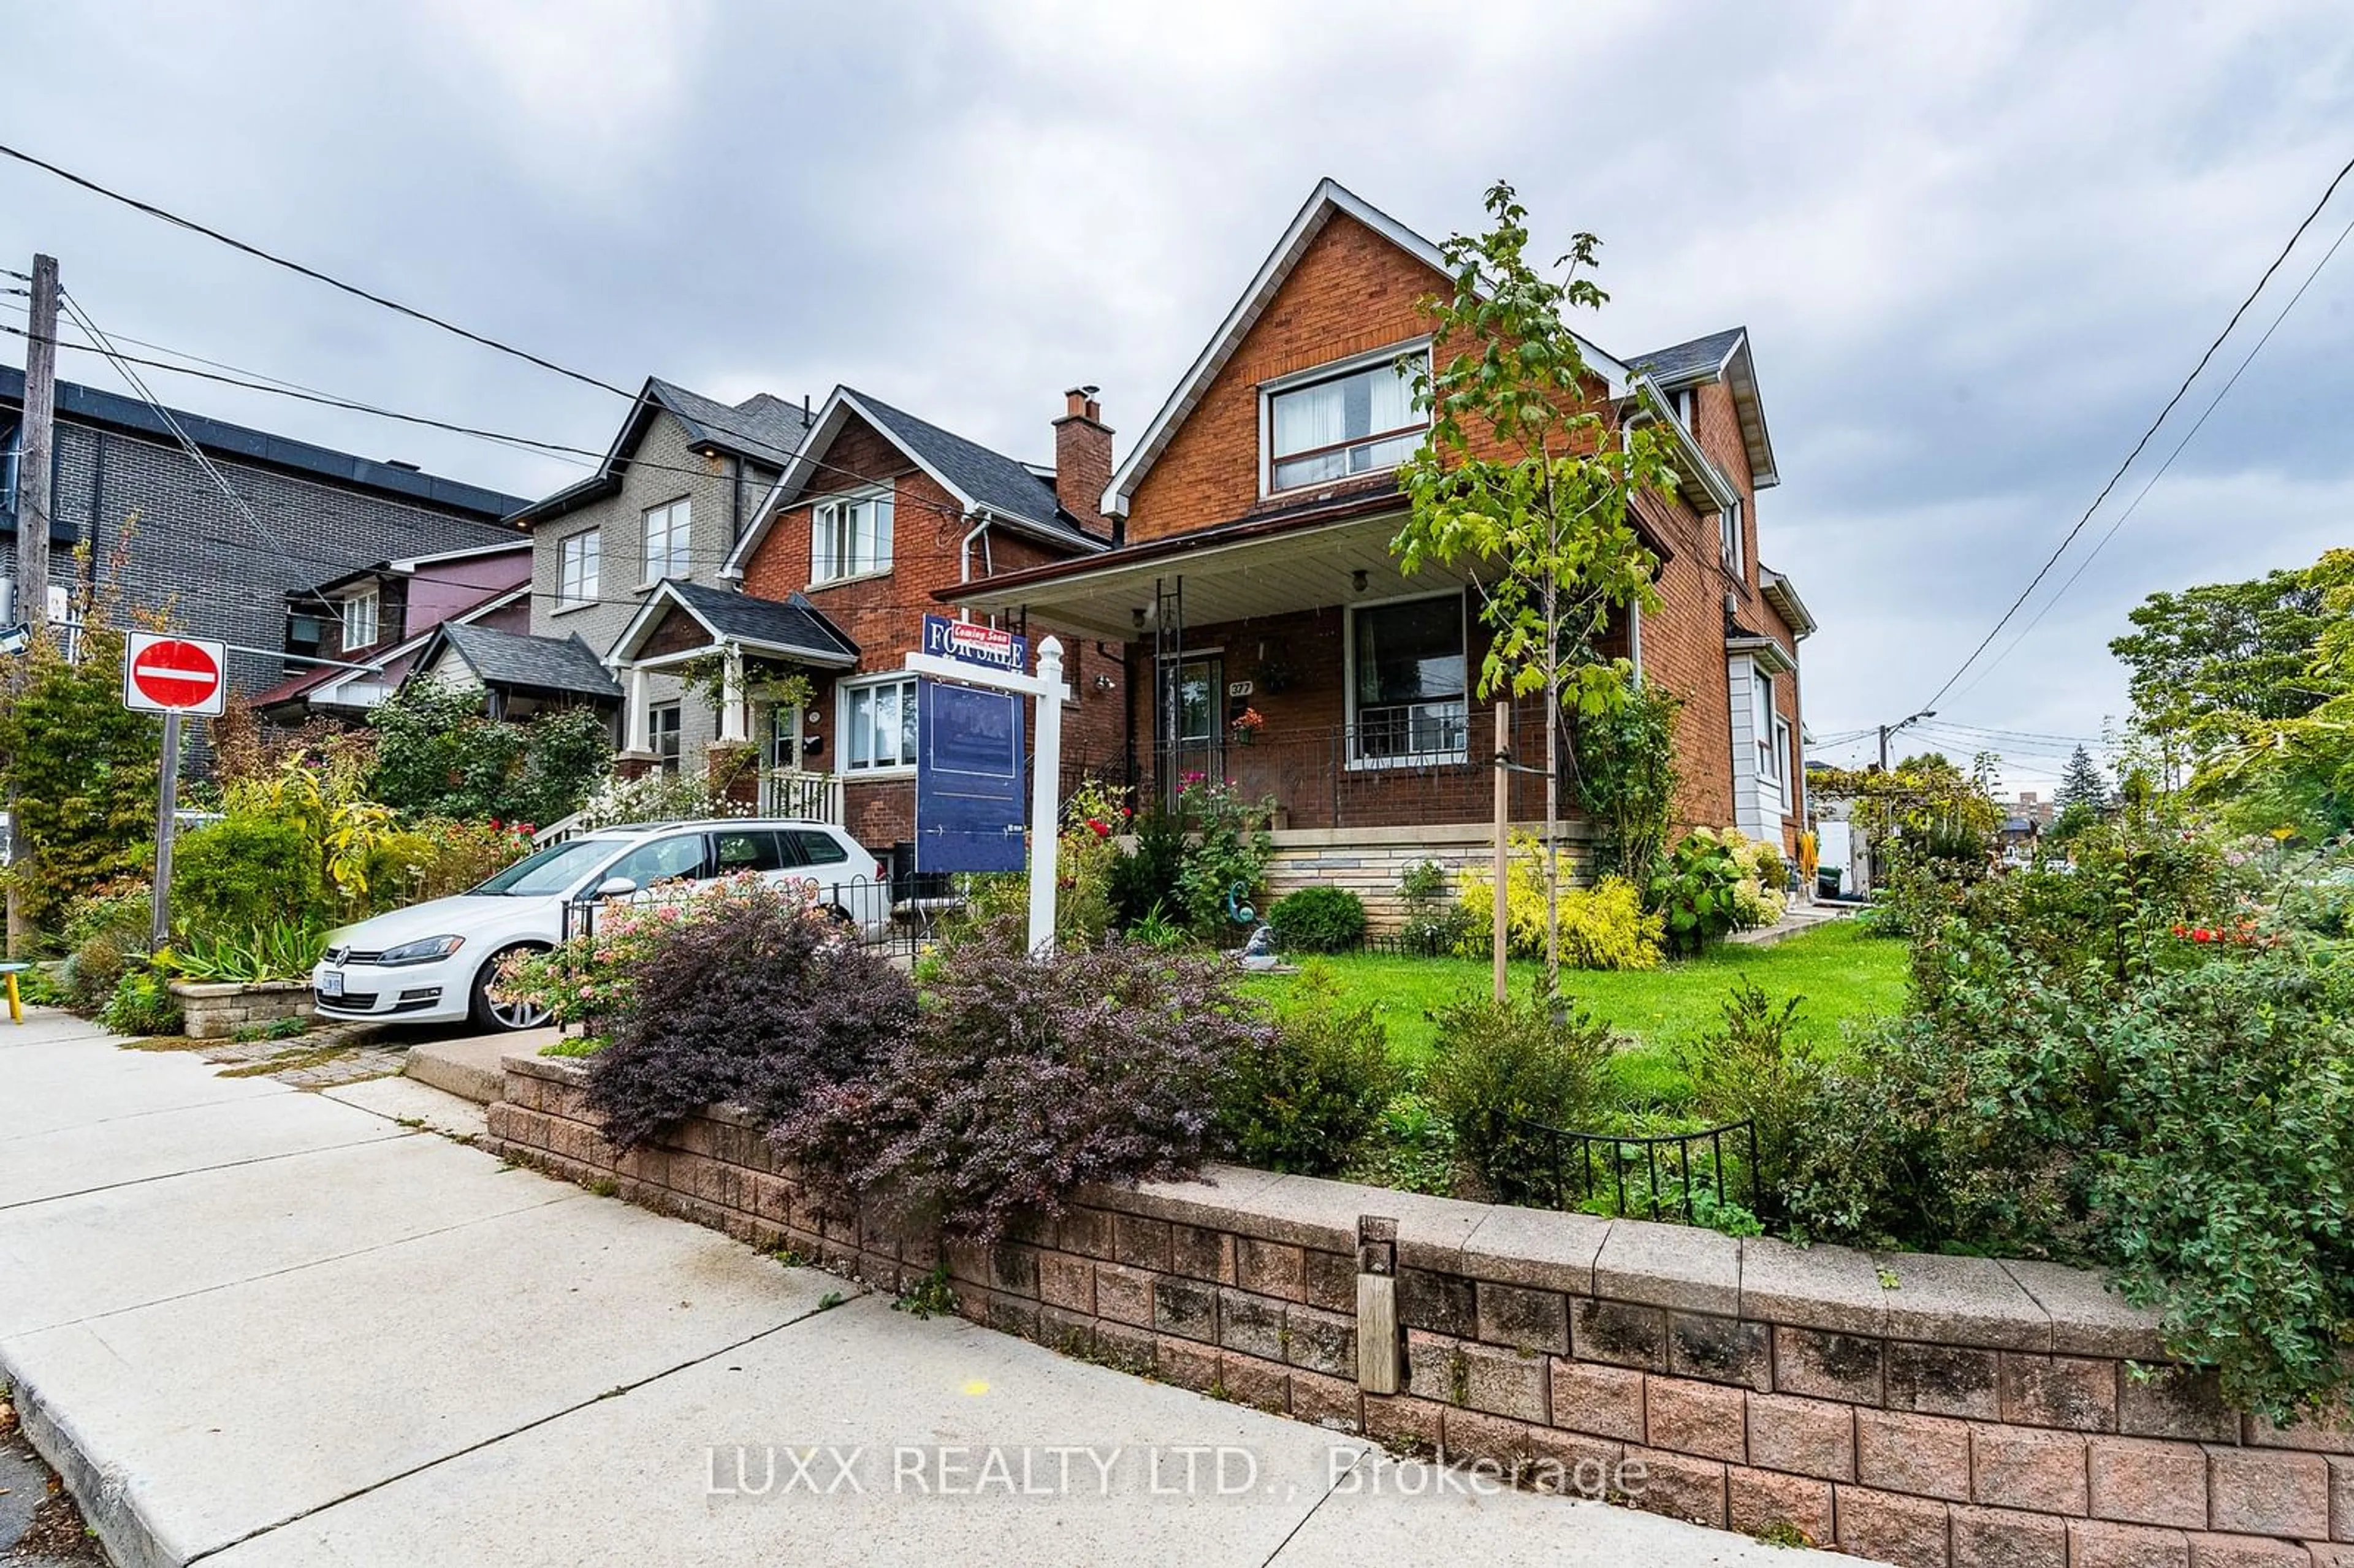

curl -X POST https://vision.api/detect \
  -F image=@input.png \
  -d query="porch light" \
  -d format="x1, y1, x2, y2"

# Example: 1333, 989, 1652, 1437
1351, 569, 1369, 594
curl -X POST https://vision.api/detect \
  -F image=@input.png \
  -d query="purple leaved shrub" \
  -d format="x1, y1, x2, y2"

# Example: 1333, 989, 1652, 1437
584, 878, 915, 1151
777, 916, 1273, 1243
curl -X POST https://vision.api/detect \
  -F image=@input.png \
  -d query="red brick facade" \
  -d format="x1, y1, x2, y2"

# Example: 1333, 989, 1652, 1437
737, 409, 1127, 854
1101, 207, 1807, 854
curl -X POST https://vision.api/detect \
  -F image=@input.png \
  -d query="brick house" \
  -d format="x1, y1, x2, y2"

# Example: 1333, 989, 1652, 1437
498, 376, 812, 766
947, 180, 1816, 919
251, 540, 533, 722
0, 366, 526, 711
595, 385, 1124, 868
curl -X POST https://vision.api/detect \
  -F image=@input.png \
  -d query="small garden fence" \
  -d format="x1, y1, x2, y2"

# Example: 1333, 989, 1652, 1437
1504, 1113, 1759, 1225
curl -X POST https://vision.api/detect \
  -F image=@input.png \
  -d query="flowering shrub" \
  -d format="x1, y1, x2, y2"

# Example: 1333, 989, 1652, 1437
1648, 829, 1746, 956
1454, 835, 1663, 969
579, 875, 915, 1151
780, 916, 1271, 1241
1169, 775, 1276, 937
574, 768, 753, 830
1716, 826, 1789, 929
1056, 777, 1128, 946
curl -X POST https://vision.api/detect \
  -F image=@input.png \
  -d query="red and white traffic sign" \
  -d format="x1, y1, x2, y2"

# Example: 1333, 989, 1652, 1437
123, 633, 229, 717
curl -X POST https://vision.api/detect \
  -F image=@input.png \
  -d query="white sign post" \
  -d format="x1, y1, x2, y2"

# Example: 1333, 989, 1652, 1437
904, 634, 1067, 953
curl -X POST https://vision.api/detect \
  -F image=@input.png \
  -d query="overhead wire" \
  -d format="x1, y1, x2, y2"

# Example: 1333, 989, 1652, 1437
1911, 148, 2354, 716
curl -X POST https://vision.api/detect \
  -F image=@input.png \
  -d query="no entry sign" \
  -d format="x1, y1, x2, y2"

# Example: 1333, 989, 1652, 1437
124, 633, 228, 717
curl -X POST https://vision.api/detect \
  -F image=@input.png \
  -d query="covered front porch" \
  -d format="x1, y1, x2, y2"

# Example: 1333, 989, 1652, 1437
950, 502, 1628, 834
606, 579, 861, 822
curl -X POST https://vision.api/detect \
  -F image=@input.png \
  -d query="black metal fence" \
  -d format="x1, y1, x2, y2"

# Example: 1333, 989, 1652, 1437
1507, 1114, 1759, 1225
555, 873, 956, 962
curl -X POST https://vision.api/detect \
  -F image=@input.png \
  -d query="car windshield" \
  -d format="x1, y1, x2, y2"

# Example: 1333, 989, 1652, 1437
468, 839, 628, 897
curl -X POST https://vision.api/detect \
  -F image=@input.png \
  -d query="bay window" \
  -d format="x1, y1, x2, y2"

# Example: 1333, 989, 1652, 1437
841, 676, 918, 773
1267, 349, 1427, 493
1348, 593, 1468, 764
812, 492, 893, 584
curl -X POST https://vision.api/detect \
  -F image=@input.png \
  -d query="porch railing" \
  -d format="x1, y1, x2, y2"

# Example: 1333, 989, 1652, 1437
764, 769, 845, 824
1154, 718, 1541, 831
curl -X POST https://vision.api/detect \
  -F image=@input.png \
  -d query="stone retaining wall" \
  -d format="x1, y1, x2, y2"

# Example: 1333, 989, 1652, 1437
489, 1054, 2354, 1568
168, 979, 313, 1040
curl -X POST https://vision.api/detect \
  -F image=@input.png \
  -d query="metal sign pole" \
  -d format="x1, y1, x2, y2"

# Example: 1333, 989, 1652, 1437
150, 709, 181, 949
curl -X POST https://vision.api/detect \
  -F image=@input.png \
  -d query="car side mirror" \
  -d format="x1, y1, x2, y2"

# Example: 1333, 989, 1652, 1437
595, 876, 638, 899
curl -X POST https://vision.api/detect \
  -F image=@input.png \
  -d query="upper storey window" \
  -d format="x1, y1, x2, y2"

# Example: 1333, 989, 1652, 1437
1264, 348, 1428, 493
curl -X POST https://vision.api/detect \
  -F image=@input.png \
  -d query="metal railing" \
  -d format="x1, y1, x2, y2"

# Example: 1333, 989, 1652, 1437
557, 872, 958, 963
763, 769, 844, 824
1153, 718, 1545, 829
1506, 1115, 1759, 1225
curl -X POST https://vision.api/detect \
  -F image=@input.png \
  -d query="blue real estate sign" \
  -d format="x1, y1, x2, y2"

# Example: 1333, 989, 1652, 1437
913, 618, 1027, 873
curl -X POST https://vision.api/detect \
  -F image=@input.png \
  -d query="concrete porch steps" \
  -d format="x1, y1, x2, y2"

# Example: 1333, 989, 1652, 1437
402, 1027, 559, 1104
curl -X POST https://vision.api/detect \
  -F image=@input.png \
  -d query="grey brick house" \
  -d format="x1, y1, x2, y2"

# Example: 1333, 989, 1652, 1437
0, 365, 527, 710
507, 378, 812, 771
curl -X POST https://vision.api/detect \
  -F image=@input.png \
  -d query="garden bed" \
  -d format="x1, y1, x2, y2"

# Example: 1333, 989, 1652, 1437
166, 978, 313, 1041
487, 1051, 2353, 1568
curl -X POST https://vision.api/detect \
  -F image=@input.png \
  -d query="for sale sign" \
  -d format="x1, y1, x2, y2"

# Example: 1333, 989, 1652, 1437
920, 614, 1028, 674
123, 632, 228, 717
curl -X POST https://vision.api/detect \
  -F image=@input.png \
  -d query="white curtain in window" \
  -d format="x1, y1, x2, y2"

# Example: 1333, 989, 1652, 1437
1273, 378, 1349, 457
1366, 361, 1414, 436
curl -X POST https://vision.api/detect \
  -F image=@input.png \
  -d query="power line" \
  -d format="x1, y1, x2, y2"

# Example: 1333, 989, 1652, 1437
1941, 202, 2354, 706
0, 140, 633, 400
1914, 148, 2354, 715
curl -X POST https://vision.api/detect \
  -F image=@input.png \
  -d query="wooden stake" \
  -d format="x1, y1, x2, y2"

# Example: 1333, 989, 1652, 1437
1492, 699, 1509, 1004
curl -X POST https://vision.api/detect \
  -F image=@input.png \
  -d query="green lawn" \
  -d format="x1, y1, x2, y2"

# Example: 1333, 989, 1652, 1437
1242, 919, 1909, 1105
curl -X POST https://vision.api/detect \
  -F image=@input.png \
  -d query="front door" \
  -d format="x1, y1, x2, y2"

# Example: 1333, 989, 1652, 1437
1159, 654, 1223, 804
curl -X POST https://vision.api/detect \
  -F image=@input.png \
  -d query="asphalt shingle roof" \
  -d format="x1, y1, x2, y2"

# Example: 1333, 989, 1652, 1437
848, 389, 1097, 546
1625, 327, 1746, 389
647, 380, 812, 468
666, 580, 858, 665
436, 625, 622, 699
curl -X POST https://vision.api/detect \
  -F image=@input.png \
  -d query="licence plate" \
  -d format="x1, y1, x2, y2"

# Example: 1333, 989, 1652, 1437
318, 970, 343, 998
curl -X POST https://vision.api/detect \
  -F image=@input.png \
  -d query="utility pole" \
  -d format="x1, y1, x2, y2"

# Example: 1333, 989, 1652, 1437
1878, 709, 1935, 770
17, 254, 58, 630
4, 254, 55, 958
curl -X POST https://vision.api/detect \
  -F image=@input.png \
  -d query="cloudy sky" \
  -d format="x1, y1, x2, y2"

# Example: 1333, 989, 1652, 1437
6, 1, 2351, 788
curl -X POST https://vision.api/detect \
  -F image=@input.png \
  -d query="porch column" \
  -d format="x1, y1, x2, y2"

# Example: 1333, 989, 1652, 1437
625, 663, 652, 753
718, 643, 748, 744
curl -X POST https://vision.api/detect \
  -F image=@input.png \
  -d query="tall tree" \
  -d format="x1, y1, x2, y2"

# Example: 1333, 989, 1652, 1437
2109, 567, 2328, 773
1391, 181, 1676, 994
2055, 745, 2111, 813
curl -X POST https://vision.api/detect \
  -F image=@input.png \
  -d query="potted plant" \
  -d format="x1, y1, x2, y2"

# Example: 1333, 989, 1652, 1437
1228, 706, 1265, 746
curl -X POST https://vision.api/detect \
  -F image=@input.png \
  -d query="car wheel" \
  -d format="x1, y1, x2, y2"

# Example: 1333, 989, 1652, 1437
823, 904, 858, 929
471, 943, 552, 1032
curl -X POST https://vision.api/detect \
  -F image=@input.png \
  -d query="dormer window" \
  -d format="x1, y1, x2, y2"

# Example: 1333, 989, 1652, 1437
1264, 346, 1429, 494
339, 587, 379, 652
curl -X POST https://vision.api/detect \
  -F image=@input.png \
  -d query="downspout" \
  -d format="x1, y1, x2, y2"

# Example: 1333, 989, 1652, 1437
958, 512, 990, 592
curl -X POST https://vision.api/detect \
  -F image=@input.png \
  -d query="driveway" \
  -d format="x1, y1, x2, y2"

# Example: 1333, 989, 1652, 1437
0, 1008, 1865, 1567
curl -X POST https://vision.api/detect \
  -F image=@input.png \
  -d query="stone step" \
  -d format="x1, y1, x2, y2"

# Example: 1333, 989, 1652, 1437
403, 1027, 559, 1104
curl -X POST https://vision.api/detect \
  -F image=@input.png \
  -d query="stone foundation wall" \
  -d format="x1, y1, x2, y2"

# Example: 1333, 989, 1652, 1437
489, 1054, 2354, 1568
169, 979, 314, 1040
1265, 824, 1593, 933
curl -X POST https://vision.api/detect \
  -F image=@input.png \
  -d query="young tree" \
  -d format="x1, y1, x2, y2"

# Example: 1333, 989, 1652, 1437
2055, 745, 2112, 815
1392, 181, 1677, 994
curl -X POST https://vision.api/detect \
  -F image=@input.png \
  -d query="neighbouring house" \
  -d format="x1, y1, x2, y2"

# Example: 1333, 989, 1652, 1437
0, 366, 527, 714
597, 384, 1123, 870
251, 540, 533, 723
493, 376, 813, 763
406, 622, 622, 723
945, 178, 1817, 924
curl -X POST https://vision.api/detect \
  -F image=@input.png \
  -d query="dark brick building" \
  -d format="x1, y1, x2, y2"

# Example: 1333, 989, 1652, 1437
0, 366, 528, 715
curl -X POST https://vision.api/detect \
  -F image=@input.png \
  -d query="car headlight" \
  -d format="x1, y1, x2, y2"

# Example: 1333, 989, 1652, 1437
378, 935, 465, 967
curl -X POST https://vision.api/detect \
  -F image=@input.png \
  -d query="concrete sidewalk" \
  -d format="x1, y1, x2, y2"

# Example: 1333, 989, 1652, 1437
0, 1010, 1866, 1567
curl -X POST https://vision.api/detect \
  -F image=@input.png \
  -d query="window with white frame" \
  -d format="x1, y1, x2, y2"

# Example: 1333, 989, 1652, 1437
1721, 497, 1744, 577
840, 676, 918, 773
1772, 714, 1794, 802
1348, 593, 1468, 763
642, 498, 690, 582
557, 529, 600, 610
811, 492, 893, 584
1266, 350, 1428, 493
340, 587, 379, 652
648, 702, 682, 774
1754, 668, 1781, 786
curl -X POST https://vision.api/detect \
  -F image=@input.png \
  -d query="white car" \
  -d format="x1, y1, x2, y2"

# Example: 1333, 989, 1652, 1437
311, 818, 891, 1032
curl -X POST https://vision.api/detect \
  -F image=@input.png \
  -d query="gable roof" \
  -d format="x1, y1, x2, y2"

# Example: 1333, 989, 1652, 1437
417, 623, 622, 699
1624, 328, 1778, 489
0, 366, 527, 520
1101, 178, 1634, 520
722, 386, 1107, 577
608, 579, 859, 669
253, 583, 533, 710
507, 376, 814, 528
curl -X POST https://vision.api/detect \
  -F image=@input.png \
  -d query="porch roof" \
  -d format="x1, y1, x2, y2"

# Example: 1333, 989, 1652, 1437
942, 500, 1462, 639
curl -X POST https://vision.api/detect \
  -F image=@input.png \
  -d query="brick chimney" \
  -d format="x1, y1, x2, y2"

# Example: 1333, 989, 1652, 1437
1053, 386, 1114, 541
